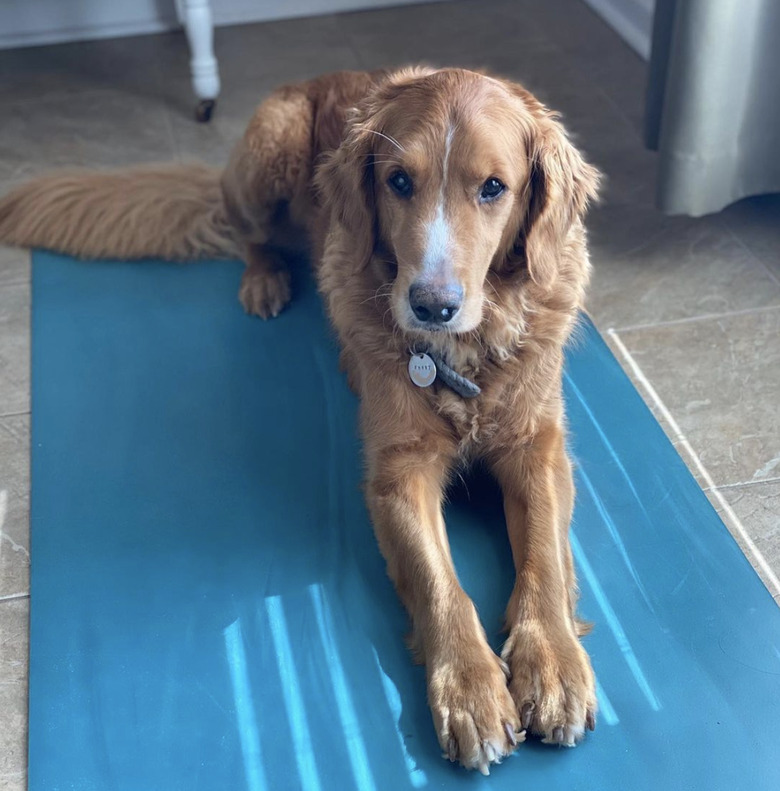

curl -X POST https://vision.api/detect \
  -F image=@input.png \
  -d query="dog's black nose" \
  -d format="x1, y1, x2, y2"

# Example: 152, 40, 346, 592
409, 282, 463, 324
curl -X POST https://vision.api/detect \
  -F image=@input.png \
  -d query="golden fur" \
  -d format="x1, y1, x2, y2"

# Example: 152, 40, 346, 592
0, 67, 600, 774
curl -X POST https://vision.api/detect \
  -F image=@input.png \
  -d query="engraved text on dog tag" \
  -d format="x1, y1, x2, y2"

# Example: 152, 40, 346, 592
408, 352, 437, 388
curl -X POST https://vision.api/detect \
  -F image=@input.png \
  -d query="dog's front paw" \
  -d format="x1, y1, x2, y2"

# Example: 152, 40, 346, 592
428, 643, 523, 774
239, 267, 291, 319
502, 621, 597, 746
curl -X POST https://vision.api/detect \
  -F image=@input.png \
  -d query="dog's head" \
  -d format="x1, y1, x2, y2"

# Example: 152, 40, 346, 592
318, 67, 599, 337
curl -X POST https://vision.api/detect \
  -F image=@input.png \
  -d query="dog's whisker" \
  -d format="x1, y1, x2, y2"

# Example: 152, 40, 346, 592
358, 284, 394, 306
359, 128, 406, 152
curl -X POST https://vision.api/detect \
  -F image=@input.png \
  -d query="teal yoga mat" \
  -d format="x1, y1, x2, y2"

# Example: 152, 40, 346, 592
30, 251, 780, 791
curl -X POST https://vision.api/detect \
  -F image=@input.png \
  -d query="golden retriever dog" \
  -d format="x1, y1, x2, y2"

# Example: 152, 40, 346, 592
0, 66, 600, 774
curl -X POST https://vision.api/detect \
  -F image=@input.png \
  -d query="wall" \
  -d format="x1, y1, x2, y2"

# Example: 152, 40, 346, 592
0, 0, 447, 50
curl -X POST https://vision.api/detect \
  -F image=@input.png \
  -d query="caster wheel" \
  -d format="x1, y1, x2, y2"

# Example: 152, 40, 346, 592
195, 99, 216, 123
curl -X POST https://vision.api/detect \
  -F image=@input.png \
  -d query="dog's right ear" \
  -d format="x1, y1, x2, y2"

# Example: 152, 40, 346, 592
315, 107, 377, 271
520, 115, 600, 290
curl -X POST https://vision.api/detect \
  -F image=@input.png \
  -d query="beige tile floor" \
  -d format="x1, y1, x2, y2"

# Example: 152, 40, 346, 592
1, 1, 779, 787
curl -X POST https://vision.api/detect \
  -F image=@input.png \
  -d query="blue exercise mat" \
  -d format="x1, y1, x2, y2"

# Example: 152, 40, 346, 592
30, 251, 780, 791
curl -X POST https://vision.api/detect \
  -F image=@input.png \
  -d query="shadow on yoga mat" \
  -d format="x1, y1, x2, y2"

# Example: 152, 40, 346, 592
30, 252, 780, 791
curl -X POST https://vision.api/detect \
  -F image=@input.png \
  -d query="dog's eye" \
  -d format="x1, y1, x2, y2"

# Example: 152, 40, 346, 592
480, 177, 505, 202
388, 170, 413, 198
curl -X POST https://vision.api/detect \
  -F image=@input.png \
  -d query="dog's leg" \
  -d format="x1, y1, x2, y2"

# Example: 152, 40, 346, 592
238, 244, 291, 319
221, 89, 314, 318
491, 423, 597, 746
364, 412, 521, 773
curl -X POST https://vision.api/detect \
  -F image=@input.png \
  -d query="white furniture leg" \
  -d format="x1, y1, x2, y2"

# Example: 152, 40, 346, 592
178, 0, 221, 122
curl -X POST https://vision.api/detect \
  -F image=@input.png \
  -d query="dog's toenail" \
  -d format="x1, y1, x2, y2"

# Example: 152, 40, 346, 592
447, 737, 458, 762
482, 742, 496, 763
521, 701, 535, 729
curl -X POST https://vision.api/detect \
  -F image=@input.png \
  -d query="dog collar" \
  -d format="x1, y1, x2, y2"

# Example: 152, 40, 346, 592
408, 349, 481, 399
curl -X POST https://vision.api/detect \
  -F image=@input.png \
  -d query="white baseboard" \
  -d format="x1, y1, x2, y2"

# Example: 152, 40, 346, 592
0, 20, 176, 51
0, 0, 448, 51
581, 0, 655, 60
212, 0, 446, 27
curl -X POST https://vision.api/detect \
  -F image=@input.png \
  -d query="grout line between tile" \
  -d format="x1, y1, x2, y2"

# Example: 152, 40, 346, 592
0, 85, 148, 111
160, 100, 182, 164
0, 279, 30, 289
710, 477, 780, 492
0, 277, 31, 294
614, 303, 780, 334
0, 410, 31, 419
606, 327, 780, 600
591, 83, 645, 145
149, 30, 183, 165
0, 592, 29, 602
341, 25, 369, 70
722, 217, 780, 289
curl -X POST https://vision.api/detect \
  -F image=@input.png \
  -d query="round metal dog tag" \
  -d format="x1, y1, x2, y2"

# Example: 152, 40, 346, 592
408, 353, 437, 388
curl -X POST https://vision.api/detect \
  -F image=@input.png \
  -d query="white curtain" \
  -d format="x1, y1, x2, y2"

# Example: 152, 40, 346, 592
645, 0, 780, 216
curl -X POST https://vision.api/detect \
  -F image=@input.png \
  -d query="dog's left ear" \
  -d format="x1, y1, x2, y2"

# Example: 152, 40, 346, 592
315, 107, 377, 271
516, 114, 600, 290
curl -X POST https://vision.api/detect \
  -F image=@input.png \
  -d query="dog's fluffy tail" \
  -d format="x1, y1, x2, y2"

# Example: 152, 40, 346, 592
0, 164, 241, 261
